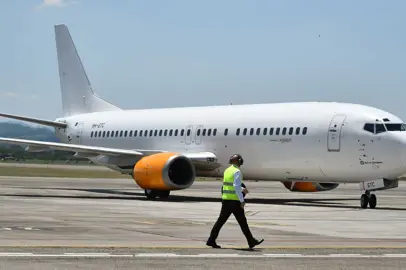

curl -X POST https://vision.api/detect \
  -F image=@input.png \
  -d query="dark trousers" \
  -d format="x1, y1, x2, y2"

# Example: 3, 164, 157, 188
208, 200, 255, 244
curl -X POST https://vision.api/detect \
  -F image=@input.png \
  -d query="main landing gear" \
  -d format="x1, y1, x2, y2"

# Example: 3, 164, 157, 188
359, 178, 398, 209
360, 191, 377, 209
144, 189, 170, 200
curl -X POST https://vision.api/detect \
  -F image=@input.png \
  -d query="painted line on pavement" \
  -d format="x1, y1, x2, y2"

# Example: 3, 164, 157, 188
0, 253, 404, 258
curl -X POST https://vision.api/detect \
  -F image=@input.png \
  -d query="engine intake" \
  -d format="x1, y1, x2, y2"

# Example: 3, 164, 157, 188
132, 152, 196, 190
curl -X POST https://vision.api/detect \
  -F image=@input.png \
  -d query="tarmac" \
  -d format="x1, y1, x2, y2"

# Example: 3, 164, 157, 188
1, 176, 406, 269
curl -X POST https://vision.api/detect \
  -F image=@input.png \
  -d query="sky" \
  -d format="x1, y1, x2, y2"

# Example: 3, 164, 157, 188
1, 0, 406, 120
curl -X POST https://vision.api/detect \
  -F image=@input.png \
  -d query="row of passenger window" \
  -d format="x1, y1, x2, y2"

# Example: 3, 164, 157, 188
91, 128, 191, 138
90, 126, 308, 138
235, 127, 308, 136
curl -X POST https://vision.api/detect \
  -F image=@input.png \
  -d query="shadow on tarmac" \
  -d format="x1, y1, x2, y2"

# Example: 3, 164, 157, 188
3, 186, 406, 211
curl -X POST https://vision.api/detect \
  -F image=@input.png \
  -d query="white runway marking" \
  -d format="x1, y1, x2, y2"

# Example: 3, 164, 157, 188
0, 253, 405, 258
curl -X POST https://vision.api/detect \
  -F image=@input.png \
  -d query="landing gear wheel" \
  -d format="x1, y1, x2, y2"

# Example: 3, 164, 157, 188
144, 189, 158, 199
360, 194, 369, 209
158, 190, 170, 199
369, 194, 377, 209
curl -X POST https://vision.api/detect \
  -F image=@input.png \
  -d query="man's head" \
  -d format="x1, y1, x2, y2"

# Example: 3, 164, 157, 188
229, 154, 244, 167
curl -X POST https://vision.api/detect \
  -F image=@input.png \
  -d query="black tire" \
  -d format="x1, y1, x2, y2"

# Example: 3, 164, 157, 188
145, 189, 158, 199
369, 194, 377, 209
360, 194, 369, 209
159, 190, 170, 199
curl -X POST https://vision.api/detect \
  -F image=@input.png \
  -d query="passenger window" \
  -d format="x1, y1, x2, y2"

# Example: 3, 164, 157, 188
197, 129, 201, 136
98, 131, 102, 137
276, 128, 280, 135
90, 131, 93, 138
282, 127, 287, 135
289, 127, 293, 135
263, 128, 268, 135
224, 128, 228, 136
103, 131, 106, 137
144, 130, 148, 137
169, 129, 173, 136
213, 129, 217, 136
164, 130, 168, 136
203, 129, 206, 136
256, 128, 260, 135
153, 130, 157, 136
236, 128, 240, 136
363, 123, 374, 133
295, 127, 300, 135
134, 130, 137, 137
139, 130, 143, 137
124, 131, 128, 137
181, 129, 184, 136
208, 129, 212, 136
187, 129, 191, 136
159, 130, 163, 136
243, 128, 247, 136
129, 131, 132, 137
375, 124, 386, 134
149, 130, 153, 136
174, 129, 178, 136
115, 131, 119, 137
106, 131, 110, 137
302, 127, 307, 135
269, 128, 274, 135
250, 128, 254, 135
120, 131, 123, 137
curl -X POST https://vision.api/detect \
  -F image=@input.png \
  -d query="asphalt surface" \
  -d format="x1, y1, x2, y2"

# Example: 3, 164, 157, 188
0, 176, 406, 269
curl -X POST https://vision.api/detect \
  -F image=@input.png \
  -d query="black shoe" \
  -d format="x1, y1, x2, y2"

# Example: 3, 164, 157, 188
248, 238, 264, 249
206, 240, 221, 248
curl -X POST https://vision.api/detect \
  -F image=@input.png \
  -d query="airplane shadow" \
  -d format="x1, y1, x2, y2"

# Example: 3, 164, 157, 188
3, 187, 406, 211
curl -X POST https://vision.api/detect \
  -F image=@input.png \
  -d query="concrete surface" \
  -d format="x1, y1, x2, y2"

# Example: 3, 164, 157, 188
0, 176, 406, 269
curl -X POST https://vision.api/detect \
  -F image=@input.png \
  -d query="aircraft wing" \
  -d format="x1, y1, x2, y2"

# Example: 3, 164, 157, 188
0, 137, 220, 169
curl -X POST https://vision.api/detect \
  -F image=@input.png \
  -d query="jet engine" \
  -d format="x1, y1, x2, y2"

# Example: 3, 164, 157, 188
282, 181, 339, 192
131, 152, 196, 191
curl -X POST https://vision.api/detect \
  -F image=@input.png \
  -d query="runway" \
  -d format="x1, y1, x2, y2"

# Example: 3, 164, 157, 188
1, 176, 406, 269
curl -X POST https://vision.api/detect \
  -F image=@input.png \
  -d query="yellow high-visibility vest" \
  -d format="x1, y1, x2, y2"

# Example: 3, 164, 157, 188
222, 165, 241, 201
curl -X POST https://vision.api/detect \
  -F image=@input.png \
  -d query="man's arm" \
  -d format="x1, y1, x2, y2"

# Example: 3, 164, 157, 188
233, 170, 245, 203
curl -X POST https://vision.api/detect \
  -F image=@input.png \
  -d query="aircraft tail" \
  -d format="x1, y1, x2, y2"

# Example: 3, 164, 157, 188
54, 24, 121, 117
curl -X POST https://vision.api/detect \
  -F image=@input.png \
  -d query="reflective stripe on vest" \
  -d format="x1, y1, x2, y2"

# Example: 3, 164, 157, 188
222, 165, 241, 201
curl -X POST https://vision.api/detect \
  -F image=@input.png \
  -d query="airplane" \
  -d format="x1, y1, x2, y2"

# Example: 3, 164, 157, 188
0, 24, 405, 209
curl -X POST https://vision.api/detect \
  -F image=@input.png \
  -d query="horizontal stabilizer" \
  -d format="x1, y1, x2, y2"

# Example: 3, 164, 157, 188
0, 113, 67, 129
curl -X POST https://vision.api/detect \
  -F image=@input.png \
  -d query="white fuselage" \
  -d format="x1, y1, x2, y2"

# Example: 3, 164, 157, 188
54, 101, 406, 183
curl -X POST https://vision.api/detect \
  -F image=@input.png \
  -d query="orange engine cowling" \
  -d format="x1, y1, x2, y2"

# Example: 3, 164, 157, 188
131, 152, 196, 190
281, 181, 339, 192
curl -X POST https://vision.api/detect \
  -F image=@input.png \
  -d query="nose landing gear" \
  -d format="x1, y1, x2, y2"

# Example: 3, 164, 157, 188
360, 191, 377, 209
359, 178, 398, 209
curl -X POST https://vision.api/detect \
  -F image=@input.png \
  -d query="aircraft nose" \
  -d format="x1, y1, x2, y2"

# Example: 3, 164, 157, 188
398, 135, 406, 165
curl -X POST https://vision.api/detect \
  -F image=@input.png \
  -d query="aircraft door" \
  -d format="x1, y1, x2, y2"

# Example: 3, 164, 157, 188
185, 125, 193, 145
327, 115, 346, 152
195, 125, 203, 145
71, 122, 84, 144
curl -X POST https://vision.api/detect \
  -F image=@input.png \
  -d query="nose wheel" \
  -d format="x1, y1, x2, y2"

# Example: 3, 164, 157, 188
360, 191, 377, 209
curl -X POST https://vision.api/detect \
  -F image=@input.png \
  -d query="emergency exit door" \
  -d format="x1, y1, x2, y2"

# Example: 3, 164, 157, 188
327, 115, 346, 152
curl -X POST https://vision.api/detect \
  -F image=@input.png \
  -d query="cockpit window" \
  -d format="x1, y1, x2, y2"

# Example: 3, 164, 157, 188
363, 123, 374, 133
384, 123, 406, 131
375, 124, 386, 134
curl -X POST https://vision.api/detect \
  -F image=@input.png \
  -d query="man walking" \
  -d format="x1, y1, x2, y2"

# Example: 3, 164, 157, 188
206, 154, 264, 249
